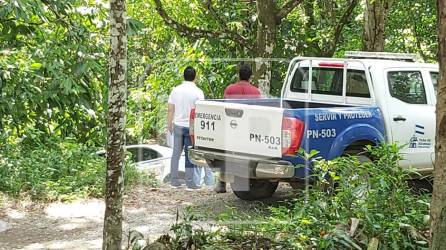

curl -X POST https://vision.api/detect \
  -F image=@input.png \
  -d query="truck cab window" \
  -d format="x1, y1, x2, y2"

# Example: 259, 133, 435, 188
430, 72, 438, 93
346, 71, 370, 97
388, 71, 427, 104
290, 67, 310, 93
290, 67, 370, 97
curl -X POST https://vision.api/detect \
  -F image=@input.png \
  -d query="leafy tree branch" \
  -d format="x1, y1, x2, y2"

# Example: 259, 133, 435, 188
154, 0, 253, 50
276, 0, 304, 23
325, 0, 359, 56
200, 0, 229, 30
199, 0, 251, 48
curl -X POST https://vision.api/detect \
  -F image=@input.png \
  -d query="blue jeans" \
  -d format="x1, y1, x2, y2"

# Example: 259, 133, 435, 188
194, 167, 214, 187
170, 125, 198, 188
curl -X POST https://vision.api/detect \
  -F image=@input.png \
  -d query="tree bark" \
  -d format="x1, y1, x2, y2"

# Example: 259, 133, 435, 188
102, 0, 127, 249
363, 0, 392, 51
253, 0, 277, 96
431, 1, 446, 248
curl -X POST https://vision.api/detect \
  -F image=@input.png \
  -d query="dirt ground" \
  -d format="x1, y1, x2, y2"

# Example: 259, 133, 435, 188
0, 184, 297, 250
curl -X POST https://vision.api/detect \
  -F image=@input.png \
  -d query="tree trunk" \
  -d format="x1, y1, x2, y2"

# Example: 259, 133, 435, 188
363, 0, 392, 51
430, 1, 446, 248
253, 0, 277, 97
102, 0, 127, 249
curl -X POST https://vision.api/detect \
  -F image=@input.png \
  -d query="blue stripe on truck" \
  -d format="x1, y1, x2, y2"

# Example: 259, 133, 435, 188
283, 106, 386, 178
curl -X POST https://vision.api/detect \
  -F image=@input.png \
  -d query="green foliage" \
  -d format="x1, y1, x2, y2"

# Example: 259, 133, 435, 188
1, 0, 438, 145
127, 208, 221, 250
222, 144, 430, 249
130, 145, 430, 249
387, 0, 437, 61
169, 209, 214, 249
0, 134, 154, 201
0, 0, 107, 145
122, 0, 439, 142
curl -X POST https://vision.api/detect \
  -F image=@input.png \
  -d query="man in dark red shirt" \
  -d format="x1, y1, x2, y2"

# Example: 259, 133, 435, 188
215, 64, 261, 193
223, 64, 261, 99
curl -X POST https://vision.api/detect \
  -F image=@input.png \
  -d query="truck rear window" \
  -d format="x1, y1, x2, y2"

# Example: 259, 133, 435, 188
290, 68, 371, 98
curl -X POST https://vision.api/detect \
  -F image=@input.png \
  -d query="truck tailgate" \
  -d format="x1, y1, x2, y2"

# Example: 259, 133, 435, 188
193, 100, 284, 158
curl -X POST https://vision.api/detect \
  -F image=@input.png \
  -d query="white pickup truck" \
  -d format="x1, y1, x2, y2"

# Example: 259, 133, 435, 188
188, 52, 438, 200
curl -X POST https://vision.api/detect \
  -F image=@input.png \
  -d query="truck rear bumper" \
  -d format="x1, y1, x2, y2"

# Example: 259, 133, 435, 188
188, 147, 295, 179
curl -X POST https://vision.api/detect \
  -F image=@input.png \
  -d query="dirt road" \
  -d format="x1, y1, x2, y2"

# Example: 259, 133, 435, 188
0, 184, 295, 250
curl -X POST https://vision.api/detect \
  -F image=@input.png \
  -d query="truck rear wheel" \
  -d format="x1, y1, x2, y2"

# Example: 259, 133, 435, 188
230, 176, 278, 200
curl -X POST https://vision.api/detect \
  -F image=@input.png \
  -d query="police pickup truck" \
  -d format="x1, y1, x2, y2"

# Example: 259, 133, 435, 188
188, 52, 438, 200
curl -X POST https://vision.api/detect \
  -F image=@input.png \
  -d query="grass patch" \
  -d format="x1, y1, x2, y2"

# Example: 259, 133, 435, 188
0, 136, 157, 201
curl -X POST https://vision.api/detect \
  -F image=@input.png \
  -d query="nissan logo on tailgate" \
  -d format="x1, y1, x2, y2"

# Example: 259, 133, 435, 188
230, 120, 238, 129
225, 108, 244, 118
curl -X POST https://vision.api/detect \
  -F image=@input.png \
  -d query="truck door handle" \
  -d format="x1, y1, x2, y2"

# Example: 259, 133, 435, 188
393, 116, 406, 122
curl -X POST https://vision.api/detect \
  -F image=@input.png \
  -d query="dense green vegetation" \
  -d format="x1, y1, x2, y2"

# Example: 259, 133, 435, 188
129, 145, 431, 249
0, 0, 108, 145
0, 135, 157, 201
0, 1, 438, 248
0, 0, 438, 145
0, 136, 105, 200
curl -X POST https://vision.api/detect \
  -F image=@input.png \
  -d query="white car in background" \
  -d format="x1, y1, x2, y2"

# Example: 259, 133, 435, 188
97, 144, 186, 183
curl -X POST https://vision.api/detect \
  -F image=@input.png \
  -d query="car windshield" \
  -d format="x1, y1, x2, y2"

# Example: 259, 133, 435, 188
127, 148, 162, 162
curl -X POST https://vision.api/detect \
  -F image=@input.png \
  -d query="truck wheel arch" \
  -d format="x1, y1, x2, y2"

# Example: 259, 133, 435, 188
327, 124, 385, 159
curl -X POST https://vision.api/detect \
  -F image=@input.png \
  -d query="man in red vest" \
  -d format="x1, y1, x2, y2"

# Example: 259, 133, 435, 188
215, 64, 261, 193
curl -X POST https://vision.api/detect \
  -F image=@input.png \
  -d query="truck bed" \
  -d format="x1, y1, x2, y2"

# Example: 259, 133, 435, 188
193, 98, 386, 179
207, 98, 385, 160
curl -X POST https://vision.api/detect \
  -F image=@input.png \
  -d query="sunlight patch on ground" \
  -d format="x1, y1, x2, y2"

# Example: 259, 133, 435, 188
131, 225, 152, 235
123, 212, 175, 239
126, 207, 145, 214
58, 222, 84, 231
0, 220, 10, 233
21, 238, 102, 250
45, 199, 104, 221
6, 209, 26, 219
57, 217, 99, 231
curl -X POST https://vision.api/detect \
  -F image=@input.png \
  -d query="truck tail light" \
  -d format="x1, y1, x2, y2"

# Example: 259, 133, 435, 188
282, 117, 305, 156
189, 108, 196, 145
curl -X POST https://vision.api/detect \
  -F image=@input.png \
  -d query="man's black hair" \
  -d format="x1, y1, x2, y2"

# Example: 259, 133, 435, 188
184, 66, 196, 81
239, 64, 252, 81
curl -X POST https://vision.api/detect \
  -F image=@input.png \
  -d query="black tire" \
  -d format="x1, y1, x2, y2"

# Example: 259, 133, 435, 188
408, 178, 433, 194
351, 154, 371, 164
230, 176, 278, 200
289, 181, 308, 190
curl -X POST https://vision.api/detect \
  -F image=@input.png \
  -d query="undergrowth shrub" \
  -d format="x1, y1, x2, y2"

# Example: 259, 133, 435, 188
221, 144, 431, 249
129, 144, 431, 249
0, 135, 155, 201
